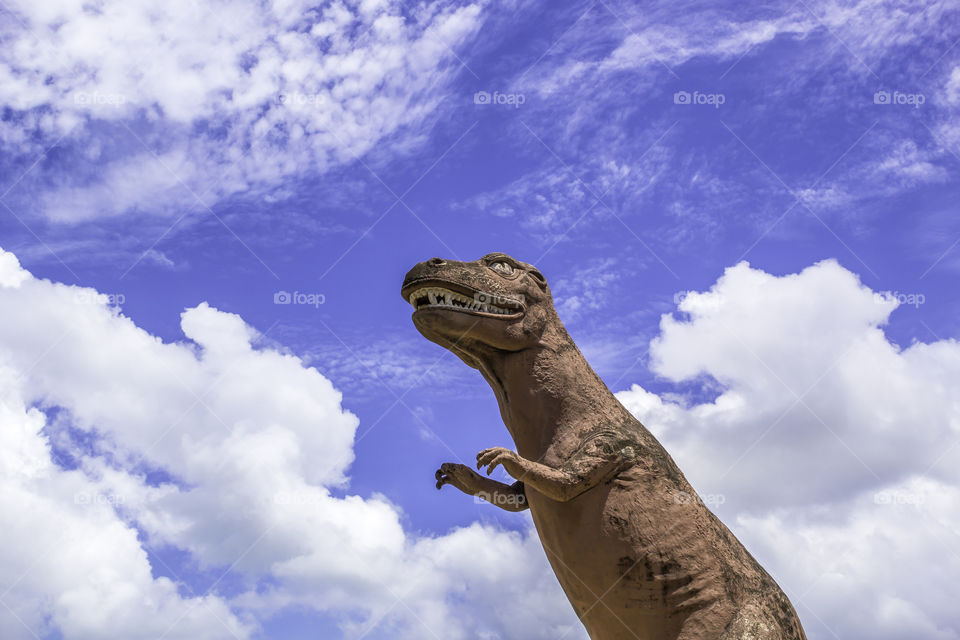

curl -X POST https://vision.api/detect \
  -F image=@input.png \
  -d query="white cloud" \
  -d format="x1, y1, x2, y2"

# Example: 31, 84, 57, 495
0, 367, 252, 640
303, 334, 475, 398
873, 139, 948, 183
945, 66, 960, 105
456, 166, 592, 236
515, 1, 957, 219
738, 475, 960, 640
799, 137, 950, 210
0, 246, 583, 639
0, 0, 484, 221
552, 257, 620, 324
523, 6, 812, 98
455, 150, 671, 241
814, 0, 951, 59
931, 65, 960, 168
599, 14, 810, 73
616, 259, 960, 638
530, 0, 953, 94
4, 246, 959, 638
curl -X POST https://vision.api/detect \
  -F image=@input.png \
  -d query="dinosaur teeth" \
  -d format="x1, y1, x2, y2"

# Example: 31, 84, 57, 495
406, 286, 520, 316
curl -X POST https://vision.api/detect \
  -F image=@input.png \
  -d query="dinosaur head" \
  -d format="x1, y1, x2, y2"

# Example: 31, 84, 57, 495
401, 253, 557, 368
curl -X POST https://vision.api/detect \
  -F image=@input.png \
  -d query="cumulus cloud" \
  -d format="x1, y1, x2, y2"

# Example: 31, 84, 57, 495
0, 246, 582, 639
616, 259, 960, 638
7, 246, 960, 639
0, 365, 251, 639
0, 0, 484, 221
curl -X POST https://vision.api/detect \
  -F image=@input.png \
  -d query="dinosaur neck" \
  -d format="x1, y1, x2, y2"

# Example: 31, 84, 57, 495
482, 322, 630, 459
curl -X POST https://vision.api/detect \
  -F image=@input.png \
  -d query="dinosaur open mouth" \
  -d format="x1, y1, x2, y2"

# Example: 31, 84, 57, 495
405, 284, 523, 317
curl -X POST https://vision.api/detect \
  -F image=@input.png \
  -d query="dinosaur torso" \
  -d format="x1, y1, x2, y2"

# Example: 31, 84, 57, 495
495, 334, 803, 639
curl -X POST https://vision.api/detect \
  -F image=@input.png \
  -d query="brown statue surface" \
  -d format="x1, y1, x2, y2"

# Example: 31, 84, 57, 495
401, 253, 807, 640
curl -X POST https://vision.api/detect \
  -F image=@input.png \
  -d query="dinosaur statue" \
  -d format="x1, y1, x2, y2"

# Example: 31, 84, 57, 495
401, 253, 807, 640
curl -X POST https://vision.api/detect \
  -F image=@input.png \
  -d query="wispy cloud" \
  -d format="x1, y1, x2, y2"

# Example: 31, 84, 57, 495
0, 0, 485, 221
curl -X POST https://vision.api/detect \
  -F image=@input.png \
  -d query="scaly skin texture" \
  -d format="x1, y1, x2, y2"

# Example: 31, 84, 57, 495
401, 253, 807, 640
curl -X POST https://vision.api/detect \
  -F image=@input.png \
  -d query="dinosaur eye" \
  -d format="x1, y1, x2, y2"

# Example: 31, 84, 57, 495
490, 261, 515, 276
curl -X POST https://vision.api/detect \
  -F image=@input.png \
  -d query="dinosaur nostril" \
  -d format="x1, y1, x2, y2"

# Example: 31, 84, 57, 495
428, 257, 445, 266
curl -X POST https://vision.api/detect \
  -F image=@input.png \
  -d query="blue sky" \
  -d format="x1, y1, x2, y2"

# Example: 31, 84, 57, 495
1, 1, 960, 638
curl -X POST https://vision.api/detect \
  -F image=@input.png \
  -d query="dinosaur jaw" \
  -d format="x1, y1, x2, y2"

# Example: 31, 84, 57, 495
402, 279, 525, 319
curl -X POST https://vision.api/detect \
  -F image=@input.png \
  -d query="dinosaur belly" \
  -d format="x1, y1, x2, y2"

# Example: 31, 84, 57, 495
526, 472, 733, 640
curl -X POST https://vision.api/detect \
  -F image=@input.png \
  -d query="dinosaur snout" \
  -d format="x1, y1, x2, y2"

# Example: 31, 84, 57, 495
402, 261, 428, 291
401, 257, 453, 297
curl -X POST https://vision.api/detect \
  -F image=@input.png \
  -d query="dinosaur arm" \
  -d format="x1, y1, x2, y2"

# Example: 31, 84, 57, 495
477, 480, 528, 512
477, 447, 621, 503
471, 477, 529, 512
435, 463, 529, 512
